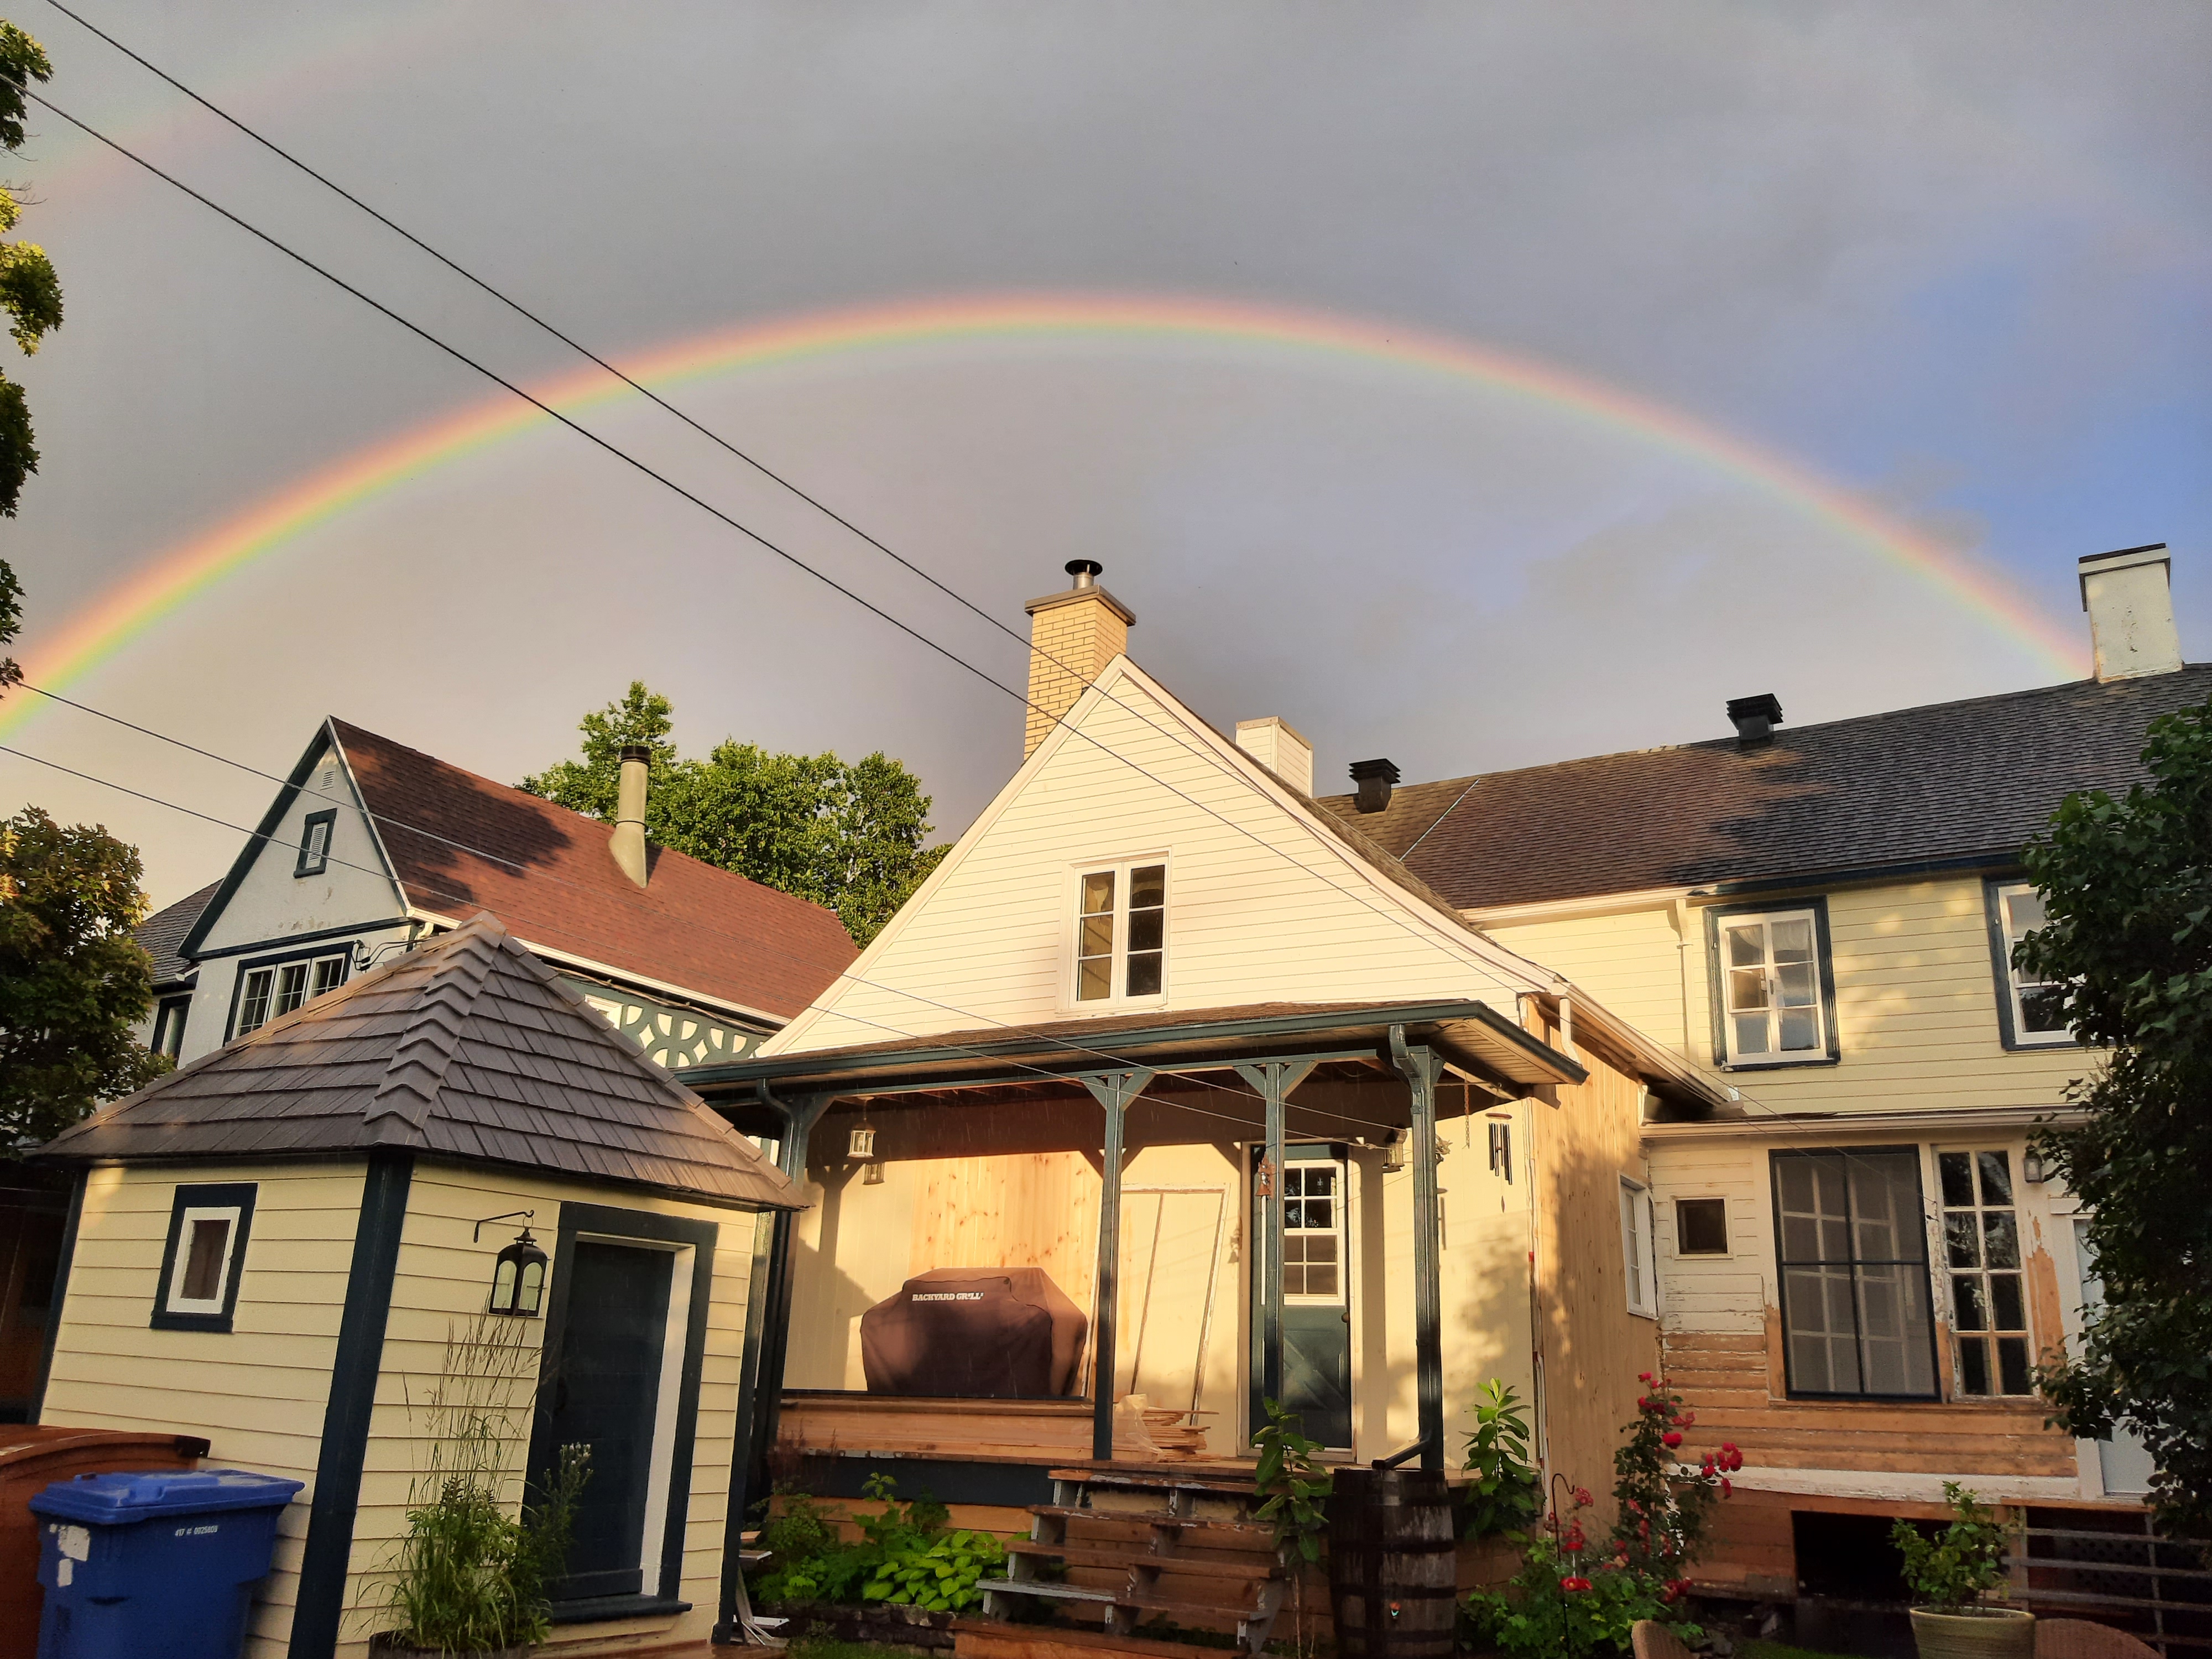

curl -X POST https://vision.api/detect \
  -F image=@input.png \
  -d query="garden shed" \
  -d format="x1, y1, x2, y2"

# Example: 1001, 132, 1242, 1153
31, 912, 802, 1659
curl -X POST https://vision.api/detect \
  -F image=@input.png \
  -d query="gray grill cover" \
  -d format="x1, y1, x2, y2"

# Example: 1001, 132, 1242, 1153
859, 1267, 1089, 1399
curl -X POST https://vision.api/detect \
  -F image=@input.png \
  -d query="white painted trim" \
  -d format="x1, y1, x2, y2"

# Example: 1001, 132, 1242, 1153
1729, 1467, 2102, 1505
405, 910, 785, 1028
1464, 886, 1695, 928
322, 722, 411, 917
164, 1206, 243, 1315
1642, 1104, 2086, 1142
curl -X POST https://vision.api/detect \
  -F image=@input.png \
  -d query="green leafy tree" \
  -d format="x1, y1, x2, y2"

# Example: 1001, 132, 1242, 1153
0, 20, 64, 693
0, 807, 166, 1147
2018, 695, 2212, 1543
521, 682, 947, 945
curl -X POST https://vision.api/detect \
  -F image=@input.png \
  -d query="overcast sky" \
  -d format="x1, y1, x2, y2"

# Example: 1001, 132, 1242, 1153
3, 2, 2208, 904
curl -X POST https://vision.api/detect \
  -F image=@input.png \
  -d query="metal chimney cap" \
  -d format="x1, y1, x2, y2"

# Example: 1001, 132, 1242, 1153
1724, 694, 1783, 726
1065, 559, 1104, 589
618, 743, 653, 764
1348, 758, 1401, 784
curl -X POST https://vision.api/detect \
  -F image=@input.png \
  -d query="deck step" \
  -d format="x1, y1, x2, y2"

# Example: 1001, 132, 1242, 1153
1005, 1540, 1280, 1582
1026, 1505, 1274, 1540
976, 1578, 1280, 1623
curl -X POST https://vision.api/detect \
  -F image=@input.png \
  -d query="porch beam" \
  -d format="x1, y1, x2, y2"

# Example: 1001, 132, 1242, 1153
1389, 1026, 1447, 1473
701, 1047, 1390, 1105
1233, 1059, 1317, 1443
1078, 1068, 1155, 1461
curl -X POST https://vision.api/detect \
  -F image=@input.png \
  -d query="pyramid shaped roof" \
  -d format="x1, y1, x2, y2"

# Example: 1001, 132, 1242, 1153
45, 914, 800, 1212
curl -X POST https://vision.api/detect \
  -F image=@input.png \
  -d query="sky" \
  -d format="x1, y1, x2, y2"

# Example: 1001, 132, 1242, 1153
1, 1, 2207, 906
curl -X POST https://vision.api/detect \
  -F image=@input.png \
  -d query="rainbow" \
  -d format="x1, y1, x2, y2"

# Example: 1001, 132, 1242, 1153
2, 292, 2086, 731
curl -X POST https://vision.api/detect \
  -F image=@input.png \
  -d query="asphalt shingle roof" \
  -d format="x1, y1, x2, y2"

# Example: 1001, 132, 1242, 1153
45, 912, 802, 1211
133, 881, 219, 988
1317, 668, 2212, 910
332, 720, 858, 1019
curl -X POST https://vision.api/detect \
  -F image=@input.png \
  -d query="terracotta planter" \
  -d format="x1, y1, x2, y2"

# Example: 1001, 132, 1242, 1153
368, 1634, 532, 1659
1908, 1605, 2035, 1659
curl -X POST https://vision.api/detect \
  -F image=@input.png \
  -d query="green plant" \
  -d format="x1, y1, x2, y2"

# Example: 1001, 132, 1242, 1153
1251, 1397, 1332, 1564
750, 1472, 1000, 1614
384, 1317, 588, 1652
862, 1527, 1006, 1613
1891, 1482, 2018, 1613
1611, 1371, 1740, 1577
1464, 1500, 1694, 1659
1462, 1379, 1542, 1540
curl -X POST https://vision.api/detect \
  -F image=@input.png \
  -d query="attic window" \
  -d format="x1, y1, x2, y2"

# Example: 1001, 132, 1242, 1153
1073, 860, 1167, 1004
152, 1182, 256, 1332
295, 810, 336, 878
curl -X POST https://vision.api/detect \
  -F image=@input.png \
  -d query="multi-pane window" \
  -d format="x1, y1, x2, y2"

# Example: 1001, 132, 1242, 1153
1621, 1179, 1657, 1314
1772, 1149, 1938, 1398
1281, 1162, 1340, 1300
1940, 1150, 2032, 1396
1991, 883, 2069, 1046
1073, 862, 1166, 1003
1718, 909, 1829, 1063
235, 951, 348, 1037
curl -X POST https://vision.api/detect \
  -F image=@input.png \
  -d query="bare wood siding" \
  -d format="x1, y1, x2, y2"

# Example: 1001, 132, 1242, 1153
1526, 1018, 1662, 1518
41, 1161, 364, 1658
771, 666, 1529, 1056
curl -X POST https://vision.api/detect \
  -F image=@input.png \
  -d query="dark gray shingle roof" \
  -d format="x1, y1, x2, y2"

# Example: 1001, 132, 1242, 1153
1317, 667, 2212, 910
45, 913, 801, 1211
134, 882, 220, 988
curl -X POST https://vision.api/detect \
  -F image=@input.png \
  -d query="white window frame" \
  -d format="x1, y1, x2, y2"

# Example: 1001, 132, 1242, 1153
164, 1204, 243, 1317
1067, 857, 1170, 1009
1620, 1177, 1657, 1317
232, 948, 351, 1038
1280, 1154, 1347, 1307
1990, 881, 2070, 1048
1713, 904, 1833, 1067
1934, 1145, 2036, 1399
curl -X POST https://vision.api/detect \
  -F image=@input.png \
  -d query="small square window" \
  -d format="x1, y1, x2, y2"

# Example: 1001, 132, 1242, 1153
295, 810, 336, 877
1676, 1197, 1730, 1255
152, 1182, 257, 1332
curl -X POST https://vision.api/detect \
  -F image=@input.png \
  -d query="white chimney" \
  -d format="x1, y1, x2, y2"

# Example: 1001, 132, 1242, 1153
2080, 544, 2182, 684
1235, 717, 1314, 797
610, 743, 650, 888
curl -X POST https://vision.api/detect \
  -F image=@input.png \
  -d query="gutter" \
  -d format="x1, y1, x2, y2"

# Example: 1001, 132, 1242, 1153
1641, 1103, 2088, 1142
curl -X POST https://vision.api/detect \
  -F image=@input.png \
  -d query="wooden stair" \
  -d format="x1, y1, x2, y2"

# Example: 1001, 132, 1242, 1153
977, 1470, 1288, 1654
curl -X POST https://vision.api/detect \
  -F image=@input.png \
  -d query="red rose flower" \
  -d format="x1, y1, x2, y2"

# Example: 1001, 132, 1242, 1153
1559, 1577, 1593, 1593
1662, 1431, 1683, 1448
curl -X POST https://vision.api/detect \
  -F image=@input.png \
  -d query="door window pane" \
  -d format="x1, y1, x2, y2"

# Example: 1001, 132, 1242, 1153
1773, 1150, 1937, 1399
1941, 1148, 2033, 1396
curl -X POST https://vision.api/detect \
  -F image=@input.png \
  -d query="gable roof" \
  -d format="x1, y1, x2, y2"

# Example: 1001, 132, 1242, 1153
1318, 667, 2212, 911
44, 913, 801, 1211
181, 718, 858, 1021
134, 881, 220, 989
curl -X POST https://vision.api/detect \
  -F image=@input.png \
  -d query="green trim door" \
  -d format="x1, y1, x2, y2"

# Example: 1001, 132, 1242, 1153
1251, 1143, 1352, 1450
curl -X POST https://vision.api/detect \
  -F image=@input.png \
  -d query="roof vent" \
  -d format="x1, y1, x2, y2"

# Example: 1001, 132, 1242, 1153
1349, 757, 1400, 814
1065, 559, 1103, 591
1726, 693, 1783, 748
611, 743, 651, 888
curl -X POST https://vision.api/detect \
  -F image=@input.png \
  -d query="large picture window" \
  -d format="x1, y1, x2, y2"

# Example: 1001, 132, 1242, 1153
1709, 901, 1837, 1067
1072, 860, 1167, 1004
1986, 881, 2069, 1047
1772, 1148, 1937, 1399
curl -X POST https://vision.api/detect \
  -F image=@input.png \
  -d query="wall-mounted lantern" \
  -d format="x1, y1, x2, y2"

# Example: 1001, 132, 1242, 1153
474, 1210, 547, 1317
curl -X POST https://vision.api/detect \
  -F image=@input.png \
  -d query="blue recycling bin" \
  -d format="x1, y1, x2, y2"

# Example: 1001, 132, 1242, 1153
29, 1468, 304, 1659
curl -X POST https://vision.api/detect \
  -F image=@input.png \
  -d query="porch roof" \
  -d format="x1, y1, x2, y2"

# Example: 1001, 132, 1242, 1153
685, 997, 1587, 1096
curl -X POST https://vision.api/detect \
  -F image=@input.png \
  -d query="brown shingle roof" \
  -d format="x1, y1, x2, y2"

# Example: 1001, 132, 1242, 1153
332, 720, 857, 1019
43, 913, 802, 1211
134, 881, 220, 988
1317, 668, 2212, 910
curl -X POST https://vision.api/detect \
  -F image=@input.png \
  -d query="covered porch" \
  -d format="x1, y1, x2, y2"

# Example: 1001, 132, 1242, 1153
689, 1000, 1585, 1525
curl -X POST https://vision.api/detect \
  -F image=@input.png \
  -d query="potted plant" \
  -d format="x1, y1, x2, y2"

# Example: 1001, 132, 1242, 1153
1891, 1481, 2033, 1659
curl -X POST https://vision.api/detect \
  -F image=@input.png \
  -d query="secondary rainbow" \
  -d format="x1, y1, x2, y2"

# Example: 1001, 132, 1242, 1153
3, 292, 2086, 734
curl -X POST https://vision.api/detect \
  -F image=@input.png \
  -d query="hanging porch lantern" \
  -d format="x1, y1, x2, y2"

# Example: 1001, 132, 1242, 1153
848, 1118, 878, 1163
489, 1227, 548, 1317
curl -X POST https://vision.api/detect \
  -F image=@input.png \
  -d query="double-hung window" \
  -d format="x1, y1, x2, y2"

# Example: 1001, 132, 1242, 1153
1772, 1148, 1938, 1398
1073, 860, 1167, 1003
150, 995, 191, 1060
1620, 1178, 1657, 1316
1987, 881, 2069, 1047
1938, 1149, 2033, 1396
1712, 903, 1835, 1066
233, 949, 349, 1037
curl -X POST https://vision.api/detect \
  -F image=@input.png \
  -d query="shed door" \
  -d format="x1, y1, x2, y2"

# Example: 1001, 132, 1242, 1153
536, 1240, 674, 1600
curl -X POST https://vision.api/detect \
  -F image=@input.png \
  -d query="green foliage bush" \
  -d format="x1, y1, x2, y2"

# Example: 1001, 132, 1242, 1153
1891, 1482, 2017, 1613
1462, 1378, 1542, 1540
1252, 1397, 1333, 1564
752, 1474, 1005, 1615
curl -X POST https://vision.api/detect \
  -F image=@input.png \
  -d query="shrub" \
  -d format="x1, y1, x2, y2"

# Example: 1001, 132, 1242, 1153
1611, 1370, 1740, 1577
1462, 1379, 1542, 1540
751, 1473, 1004, 1614
1253, 1397, 1332, 1564
1892, 1482, 2018, 1613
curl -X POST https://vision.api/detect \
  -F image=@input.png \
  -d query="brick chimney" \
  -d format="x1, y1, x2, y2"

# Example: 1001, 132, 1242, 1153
610, 743, 650, 887
1024, 560, 1135, 757
2080, 544, 2182, 683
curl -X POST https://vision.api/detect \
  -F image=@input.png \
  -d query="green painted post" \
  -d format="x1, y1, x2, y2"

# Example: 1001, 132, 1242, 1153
1081, 1070, 1152, 1461
1390, 1027, 1447, 1472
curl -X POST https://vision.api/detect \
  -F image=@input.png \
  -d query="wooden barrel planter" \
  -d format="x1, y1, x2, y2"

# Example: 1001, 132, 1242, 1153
1325, 1467, 1459, 1659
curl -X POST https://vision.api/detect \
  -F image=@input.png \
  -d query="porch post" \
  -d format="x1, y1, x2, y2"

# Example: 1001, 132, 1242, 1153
1389, 1027, 1447, 1473
1079, 1070, 1154, 1462
1233, 1059, 1317, 1441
